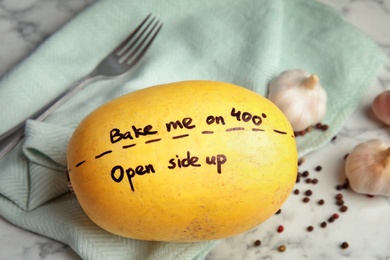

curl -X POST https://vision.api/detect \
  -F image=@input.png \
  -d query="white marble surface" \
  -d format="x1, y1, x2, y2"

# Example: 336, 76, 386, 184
1, 0, 390, 259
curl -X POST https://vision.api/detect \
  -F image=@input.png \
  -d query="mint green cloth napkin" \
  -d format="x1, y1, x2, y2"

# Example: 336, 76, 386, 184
0, 0, 387, 259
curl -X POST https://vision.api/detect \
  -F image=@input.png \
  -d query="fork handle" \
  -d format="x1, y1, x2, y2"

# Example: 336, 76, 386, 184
0, 70, 100, 159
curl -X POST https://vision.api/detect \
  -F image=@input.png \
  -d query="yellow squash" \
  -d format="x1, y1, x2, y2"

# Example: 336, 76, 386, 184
67, 80, 297, 242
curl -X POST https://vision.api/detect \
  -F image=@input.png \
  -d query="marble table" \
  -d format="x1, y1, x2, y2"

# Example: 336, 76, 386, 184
1, 0, 390, 259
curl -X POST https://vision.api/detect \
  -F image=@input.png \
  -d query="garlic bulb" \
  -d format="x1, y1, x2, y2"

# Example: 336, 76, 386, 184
345, 139, 390, 196
372, 90, 390, 125
267, 69, 327, 132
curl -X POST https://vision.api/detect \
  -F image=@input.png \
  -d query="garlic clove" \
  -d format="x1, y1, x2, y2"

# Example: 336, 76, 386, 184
372, 90, 390, 125
345, 139, 390, 196
267, 69, 327, 132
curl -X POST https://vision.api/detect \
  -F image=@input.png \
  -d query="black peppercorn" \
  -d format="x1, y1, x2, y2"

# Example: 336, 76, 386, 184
340, 242, 349, 249
298, 158, 305, 166
254, 240, 261, 246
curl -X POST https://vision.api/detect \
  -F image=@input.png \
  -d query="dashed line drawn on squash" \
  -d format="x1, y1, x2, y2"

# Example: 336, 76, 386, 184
145, 138, 162, 144
122, 144, 136, 149
75, 161, 86, 168
172, 134, 189, 139
252, 128, 264, 132
72, 126, 290, 170
226, 127, 245, 132
95, 150, 112, 159
273, 129, 287, 135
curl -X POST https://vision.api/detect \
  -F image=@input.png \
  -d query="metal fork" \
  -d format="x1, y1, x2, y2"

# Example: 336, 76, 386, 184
0, 14, 162, 160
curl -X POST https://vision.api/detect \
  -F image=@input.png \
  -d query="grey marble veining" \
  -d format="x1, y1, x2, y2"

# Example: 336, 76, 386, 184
0, 0, 94, 76
0, 0, 390, 259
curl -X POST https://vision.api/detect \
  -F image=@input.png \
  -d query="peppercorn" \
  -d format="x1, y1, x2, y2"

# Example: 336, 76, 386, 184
299, 130, 306, 136
307, 226, 314, 232
293, 189, 300, 195
303, 197, 310, 203
340, 242, 349, 249
320, 222, 327, 228
318, 199, 325, 205
336, 180, 349, 190
312, 178, 318, 184
305, 190, 313, 196
340, 205, 348, 212
305, 178, 312, 184
335, 194, 343, 200
254, 240, 261, 246
302, 171, 309, 177
298, 158, 305, 166
332, 213, 339, 219
277, 225, 284, 233
315, 165, 322, 171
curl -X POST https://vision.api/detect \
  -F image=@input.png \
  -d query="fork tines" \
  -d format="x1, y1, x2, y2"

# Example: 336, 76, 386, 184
117, 14, 163, 65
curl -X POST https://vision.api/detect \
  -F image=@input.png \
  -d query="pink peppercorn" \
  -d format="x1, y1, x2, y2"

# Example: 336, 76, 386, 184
277, 225, 284, 233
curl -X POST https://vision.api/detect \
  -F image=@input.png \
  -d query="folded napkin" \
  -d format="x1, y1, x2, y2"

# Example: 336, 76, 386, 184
0, 0, 387, 259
